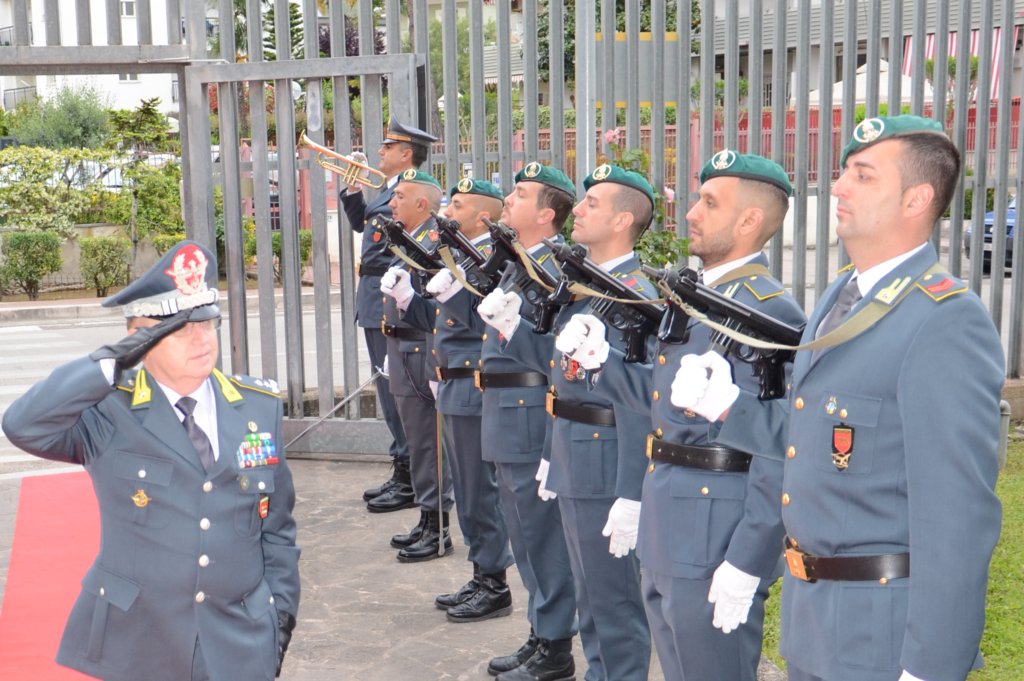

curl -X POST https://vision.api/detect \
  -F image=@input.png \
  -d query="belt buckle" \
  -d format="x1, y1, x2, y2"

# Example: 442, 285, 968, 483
785, 548, 812, 582
474, 370, 482, 391
435, 366, 443, 382
546, 391, 556, 418
646, 433, 655, 459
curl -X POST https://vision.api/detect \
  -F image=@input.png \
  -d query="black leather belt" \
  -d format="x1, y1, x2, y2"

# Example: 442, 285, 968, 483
381, 322, 424, 340
545, 393, 616, 427
436, 366, 476, 382
646, 435, 752, 473
474, 370, 548, 390
784, 537, 910, 583
359, 264, 389, 277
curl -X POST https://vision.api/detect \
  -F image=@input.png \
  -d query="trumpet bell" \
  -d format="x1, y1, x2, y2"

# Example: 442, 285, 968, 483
299, 131, 387, 189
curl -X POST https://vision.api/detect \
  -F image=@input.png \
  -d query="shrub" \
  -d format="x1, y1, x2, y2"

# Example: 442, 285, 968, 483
244, 229, 314, 283
637, 228, 690, 269
1, 231, 64, 300
79, 236, 131, 297
152, 233, 187, 255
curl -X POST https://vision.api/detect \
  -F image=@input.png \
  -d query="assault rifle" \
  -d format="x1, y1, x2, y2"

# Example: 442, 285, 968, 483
380, 216, 446, 293
430, 210, 501, 295
640, 265, 804, 400
481, 217, 564, 335
543, 239, 664, 364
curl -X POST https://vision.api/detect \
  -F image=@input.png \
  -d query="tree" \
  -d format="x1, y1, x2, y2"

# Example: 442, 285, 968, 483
426, 16, 497, 142
264, 1, 305, 62
690, 78, 749, 109
8, 82, 111, 149
0, 232, 64, 300
925, 55, 979, 101
107, 97, 173, 153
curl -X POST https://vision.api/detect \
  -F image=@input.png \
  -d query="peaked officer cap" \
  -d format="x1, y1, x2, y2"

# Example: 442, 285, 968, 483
103, 240, 221, 320
514, 162, 576, 199
840, 114, 947, 166
699, 150, 794, 197
449, 177, 504, 202
382, 116, 438, 148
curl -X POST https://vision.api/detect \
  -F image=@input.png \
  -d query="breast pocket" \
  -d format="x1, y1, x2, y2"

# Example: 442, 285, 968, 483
497, 389, 548, 455
668, 472, 748, 567
569, 421, 618, 495
813, 392, 883, 475
112, 452, 174, 528
235, 469, 276, 537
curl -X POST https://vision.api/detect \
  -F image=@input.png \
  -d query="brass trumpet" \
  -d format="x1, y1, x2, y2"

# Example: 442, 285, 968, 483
299, 131, 386, 189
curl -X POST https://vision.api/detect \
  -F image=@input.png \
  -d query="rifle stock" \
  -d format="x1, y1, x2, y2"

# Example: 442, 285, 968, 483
379, 216, 446, 297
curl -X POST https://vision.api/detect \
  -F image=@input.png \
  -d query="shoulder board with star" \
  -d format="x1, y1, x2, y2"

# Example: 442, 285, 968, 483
617, 271, 644, 290
116, 368, 140, 393
916, 272, 969, 302
229, 373, 283, 398
743, 274, 785, 301
836, 263, 856, 275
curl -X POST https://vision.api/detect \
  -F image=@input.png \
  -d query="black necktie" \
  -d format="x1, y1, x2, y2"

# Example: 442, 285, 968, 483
176, 397, 216, 473
811, 278, 863, 365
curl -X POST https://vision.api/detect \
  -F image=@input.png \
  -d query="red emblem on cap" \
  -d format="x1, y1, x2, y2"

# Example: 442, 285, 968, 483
164, 245, 210, 296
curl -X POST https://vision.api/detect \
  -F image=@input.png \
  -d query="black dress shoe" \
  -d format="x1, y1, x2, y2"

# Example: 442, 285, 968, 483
391, 510, 428, 549
496, 638, 575, 681
397, 511, 453, 563
363, 458, 400, 501
447, 570, 513, 623
436, 563, 481, 610
487, 629, 539, 676
367, 459, 416, 513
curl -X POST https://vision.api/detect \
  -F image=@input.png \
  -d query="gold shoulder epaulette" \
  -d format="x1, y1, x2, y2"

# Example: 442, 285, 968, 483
743, 275, 785, 301
916, 272, 968, 302
836, 263, 856, 274
227, 372, 282, 399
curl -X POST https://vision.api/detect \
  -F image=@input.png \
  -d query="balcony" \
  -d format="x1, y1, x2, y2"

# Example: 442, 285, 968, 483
0, 23, 33, 46
3, 86, 37, 111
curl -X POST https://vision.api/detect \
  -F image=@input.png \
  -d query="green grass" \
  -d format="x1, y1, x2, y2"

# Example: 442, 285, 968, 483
761, 440, 1024, 678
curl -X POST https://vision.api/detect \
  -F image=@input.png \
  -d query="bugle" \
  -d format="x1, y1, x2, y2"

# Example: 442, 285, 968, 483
299, 130, 386, 189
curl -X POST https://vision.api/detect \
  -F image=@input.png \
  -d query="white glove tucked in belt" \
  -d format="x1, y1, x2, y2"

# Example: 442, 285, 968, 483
381, 266, 415, 310
535, 459, 557, 501
602, 498, 642, 558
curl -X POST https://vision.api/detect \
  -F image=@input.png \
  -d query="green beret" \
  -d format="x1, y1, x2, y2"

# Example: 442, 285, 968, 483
398, 168, 442, 190
449, 177, 504, 203
699, 150, 793, 197
583, 163, 656, 209
514, 162, 576, 198
840, 115, 947, 166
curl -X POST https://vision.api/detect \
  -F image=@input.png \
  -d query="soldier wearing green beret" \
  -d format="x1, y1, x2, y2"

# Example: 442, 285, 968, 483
678, 116, 1005, 681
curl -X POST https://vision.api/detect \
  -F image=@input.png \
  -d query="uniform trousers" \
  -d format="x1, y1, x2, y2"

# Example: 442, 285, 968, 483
442, 413, 513, 573
363, 327, 409, 461
394, 393, 453, 513
495, 461, 578, 640
641, 568, 773, 681
558, 496, 651, 681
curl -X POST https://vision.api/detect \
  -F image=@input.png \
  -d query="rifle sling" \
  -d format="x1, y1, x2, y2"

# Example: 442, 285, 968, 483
437, 246, 486, 298
389, 245, 439, 274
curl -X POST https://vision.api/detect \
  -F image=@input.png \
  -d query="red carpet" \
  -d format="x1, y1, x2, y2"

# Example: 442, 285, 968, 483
0, 471, 98, 679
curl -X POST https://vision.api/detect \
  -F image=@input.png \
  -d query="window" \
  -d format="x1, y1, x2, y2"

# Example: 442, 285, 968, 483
121, 1, 135, 16
119, 73, 139, 82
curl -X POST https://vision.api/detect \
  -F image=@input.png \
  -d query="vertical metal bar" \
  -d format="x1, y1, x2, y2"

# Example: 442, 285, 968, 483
497, 0, 514, 193
949, 0, 971, 276
576, 0, 598, 193
359, 0, 383, 176
177, 66, 194, 242
910, 0, 926, 115
650, 0, 665, 230
838, 0, 857, 270
887, 0, 902, 113
106, 0, 121, 45
602, 0, 616, 154
749, 0, 764, 157
724, 0, 739, 148
468, 0, 487, 179
624, 0, 640, 151
969, 0, 994, 295
769, 0, 787, 278
185, 0, 205, 57
44, 0, 60, 45
165, 0, 180, 44
413, 0, 430, 136
815, 0, 834, 305
76, 0, 92, 45
331, 0, 357, 416
930, 0, 950, 255
866, 0, 882, 117
1011, 13, 1024, 377
13, 0, 30, 45
793, 0, 810, 310
700, 0, 715, 163
989, 0, 1014, 331
549, 0, 565, 172
386, 0, 400, 52
523, 0, 540, 161
136, 0, 152, 44
441, 0, 459, 186
185, 70, 214, 248
676, 0, 693, 239
274, 0, 304, 418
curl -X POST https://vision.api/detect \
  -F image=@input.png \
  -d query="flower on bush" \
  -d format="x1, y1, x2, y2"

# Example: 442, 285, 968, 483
663, 186, 675, 202
604, 128, 620, 145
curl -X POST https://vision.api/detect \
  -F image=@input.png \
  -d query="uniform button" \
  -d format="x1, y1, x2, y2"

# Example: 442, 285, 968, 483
478, 360, 482, 366
436, 309, 440, 316
432, 349, 437, 355
258, 481, 266, 491
519, 400, 524, 405
701, 487, 709, 495
659, 355, 666, 365
879, 578, 888, 585
787, 446, 795, 459
383, 297, 387, 303
653, 391, 659, 401
550, 360, 555, 368
656, 428, 663, 437
782, 493, 790, 506
414, 347, 419, 352
269, 596, 275, 604
99, 587, 105, 596
200, 518, 211, 530
840, 408, 848, 419
794, 397, 804, 410
203, 481, 213, 492
199, 555, 209, 567
482, 334, 488, 341
593, 433, 599, 438
649, 464, 655, 472
790, 538, 798, 547
433, 329, 437, 335
195, 592, 205, 603
465, 361, 471, 366
138, 469, 146, 478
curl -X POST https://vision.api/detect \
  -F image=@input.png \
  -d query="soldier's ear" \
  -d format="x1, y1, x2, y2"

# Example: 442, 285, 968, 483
736, 206, 765, 237
903, 183, 935, 221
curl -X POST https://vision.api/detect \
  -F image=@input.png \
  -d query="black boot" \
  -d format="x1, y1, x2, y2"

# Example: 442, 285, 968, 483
367, 459, 416, 513
487, 629, 539, 676
435, 563, 481, 610
496, 638, 575, 681
363, 457, 400, 501
397, 511, 453, 563
446, 569, 513, 623
390, 510, 428, 549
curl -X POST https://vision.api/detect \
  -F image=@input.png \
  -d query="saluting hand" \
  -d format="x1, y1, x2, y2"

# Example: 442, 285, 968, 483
89, 309, 193, 382
555, 314, 610, 370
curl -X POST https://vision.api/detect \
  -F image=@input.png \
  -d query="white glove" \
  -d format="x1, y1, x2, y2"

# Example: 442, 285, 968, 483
345, 151, 369, 192
429, 380, 439, 400
381, 266, 415, 310
381, 355, 390, 378
670, 351, 739, 421
708, 560, 760, 634
898, 672, 928, 681
426, 266, 465, 303
601, 498, 642, 558
535, 459, 557, 501
477, 287, 523, 340
555, 314, 610, 370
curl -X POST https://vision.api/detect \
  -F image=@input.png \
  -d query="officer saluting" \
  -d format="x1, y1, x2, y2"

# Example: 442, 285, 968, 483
678, 116, 1005, 681
2, 241, 301, 681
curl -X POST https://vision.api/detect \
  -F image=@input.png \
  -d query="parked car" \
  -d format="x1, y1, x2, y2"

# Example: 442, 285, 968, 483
964, 196, 1015, 272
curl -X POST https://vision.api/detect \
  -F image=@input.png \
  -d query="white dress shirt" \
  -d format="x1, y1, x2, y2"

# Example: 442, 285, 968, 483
849, 242, 929, 298
155, 377, 221, 461
598, 251, 637, 272
700, 251, 762, 287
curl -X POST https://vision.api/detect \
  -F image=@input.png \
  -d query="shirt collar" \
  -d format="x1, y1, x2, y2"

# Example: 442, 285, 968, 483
155, 376, 215, 418
851, 242, 929, 297
701, 252, 762, 287
387, 175, 399, 189
470, 232, 490, 245
527, 242, 546, 254
599, 251, 636, 272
